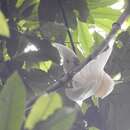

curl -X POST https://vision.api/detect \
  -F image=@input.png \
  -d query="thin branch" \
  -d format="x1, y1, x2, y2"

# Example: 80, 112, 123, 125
26, 8, 130, 110
57, 0, 76, 54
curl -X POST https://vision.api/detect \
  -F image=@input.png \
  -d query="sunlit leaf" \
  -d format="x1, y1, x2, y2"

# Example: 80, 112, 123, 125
25, 92, 63, 129
39, 60, 52, 72
126, 17, 130, 27
0, 72, 26, 130
77, 20, 93, 56
72, 30, 79, 46
91, 7, 121, 21
65, 30, 85, 60
0, 11, 10, 37
65, 30, 79, 48
44, 108, 77, 130
88, 0, 118, 9
95, 18, 113, 32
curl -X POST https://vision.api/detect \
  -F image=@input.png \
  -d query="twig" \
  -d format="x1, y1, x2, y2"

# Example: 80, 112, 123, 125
57, 0, 76, 54
26, 8, 130, 110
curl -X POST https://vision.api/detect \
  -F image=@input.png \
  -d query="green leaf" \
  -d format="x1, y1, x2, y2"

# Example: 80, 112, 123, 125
25, 92, 63, 129
16, 0, 24, 8
0, 72, 26, 130
88, 0, 118, 9
77, 20, 93, 56
39, 60, 52, 72
92, 96, 99, 107
81, 102, 88, 114
45, 108, 77, 130
0, 11, 10, 37
91, 7, 121, 21
88, 127, 100, 130
95, 18, 113, 32
93, 32, 104, 45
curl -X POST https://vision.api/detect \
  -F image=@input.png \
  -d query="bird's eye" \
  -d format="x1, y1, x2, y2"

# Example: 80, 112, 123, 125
66, 59, 70, 63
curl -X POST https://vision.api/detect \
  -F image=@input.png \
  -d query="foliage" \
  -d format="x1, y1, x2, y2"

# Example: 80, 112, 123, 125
0, 0, 129, 130
0, 11, 10, 37
0, 72, 25, 130
88, 127, 100, 130
25, 93, 62, 129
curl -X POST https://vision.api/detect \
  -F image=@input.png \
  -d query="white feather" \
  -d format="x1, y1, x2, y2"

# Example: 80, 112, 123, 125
53, 42, 115, 106
65, 39, 115, 106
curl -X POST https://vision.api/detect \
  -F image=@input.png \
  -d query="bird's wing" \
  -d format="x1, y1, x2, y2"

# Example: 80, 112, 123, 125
95, 71, 115, 98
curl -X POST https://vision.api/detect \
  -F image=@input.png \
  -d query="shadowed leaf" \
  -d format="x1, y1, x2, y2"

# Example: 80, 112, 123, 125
25, 92, 63, 129
0, 72, 26, 130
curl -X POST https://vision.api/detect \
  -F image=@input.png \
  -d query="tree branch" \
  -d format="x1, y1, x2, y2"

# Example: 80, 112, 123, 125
26, 8, 130, 110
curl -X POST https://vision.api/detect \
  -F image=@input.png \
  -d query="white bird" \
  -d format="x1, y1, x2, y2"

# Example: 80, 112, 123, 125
54, 40, 115, 106
53, 43, 79, 73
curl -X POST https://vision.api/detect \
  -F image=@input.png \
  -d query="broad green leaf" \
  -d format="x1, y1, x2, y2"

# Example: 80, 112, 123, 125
66, 30, 78, 44
72, 30, 86, 60
72, 30, 79, 44
16, 0, 24, 8
41, 93, 62, 120
95, 18, 113, 32
91, 7, 121, 21
93, 32, 104, 44
0, 11, 10, 37
25, 92, 62, 129
45, 108, 77, 130
77, 21, 93, 56
126, 18, 130, 29
88, 0, 118, 9
65, 30, 79, 49
39, 60, 52, 72
26, 60, 52, 72
0, 72, 26, 130
88, 127, 100, 130
87, 14, 95, 24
